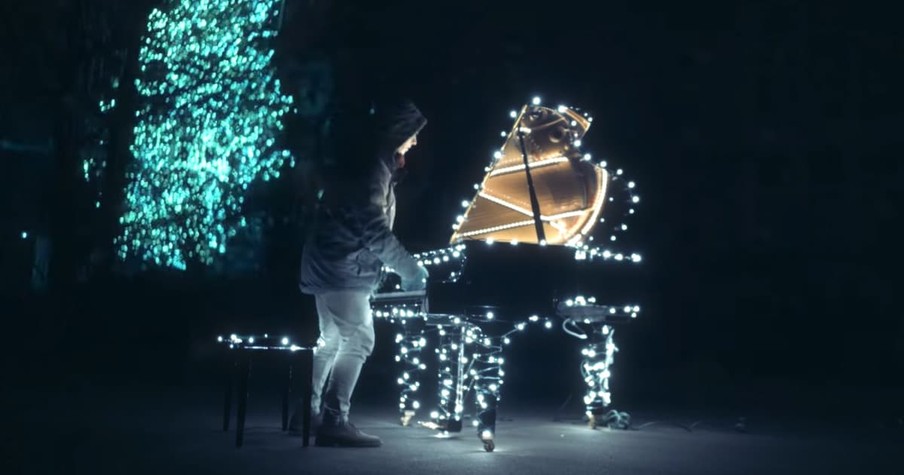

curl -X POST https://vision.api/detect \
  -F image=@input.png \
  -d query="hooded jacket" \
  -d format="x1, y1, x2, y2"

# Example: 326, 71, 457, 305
299, 100, 427, 294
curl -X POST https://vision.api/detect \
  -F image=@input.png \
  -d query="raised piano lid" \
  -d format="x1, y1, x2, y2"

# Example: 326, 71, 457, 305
450, 105, 608, 246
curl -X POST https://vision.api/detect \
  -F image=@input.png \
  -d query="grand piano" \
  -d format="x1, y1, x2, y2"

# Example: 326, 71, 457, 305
372, 100, 644, 451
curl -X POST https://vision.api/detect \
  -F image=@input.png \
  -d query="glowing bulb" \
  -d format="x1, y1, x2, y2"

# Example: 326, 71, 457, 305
509, 110, 517, 118
493, 150, 502, 159
532, 96, 541, 105
281, 337, 289, 345
557, 105, 566, 112
461, 200, 469, 208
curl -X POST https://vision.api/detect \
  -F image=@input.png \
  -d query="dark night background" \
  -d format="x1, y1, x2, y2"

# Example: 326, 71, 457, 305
2, 0, 903, 463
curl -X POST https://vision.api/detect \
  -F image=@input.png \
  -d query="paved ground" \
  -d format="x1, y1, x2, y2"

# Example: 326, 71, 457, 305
7, 381, 901, 475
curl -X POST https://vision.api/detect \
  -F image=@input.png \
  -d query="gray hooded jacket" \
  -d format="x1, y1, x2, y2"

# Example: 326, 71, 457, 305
299, 101, 427, 294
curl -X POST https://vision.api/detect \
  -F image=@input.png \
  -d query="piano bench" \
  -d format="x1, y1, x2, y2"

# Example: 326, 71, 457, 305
218, 334, 315, 448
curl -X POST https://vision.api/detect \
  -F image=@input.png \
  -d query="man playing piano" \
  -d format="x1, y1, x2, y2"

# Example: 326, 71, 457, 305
291, 98, 429, 447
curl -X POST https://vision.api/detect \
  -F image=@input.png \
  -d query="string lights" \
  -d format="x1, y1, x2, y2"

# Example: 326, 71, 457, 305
371, 98, 644, 447
82, 86, 118, 208
115, 0, 294, 270
216, 333, 308, 352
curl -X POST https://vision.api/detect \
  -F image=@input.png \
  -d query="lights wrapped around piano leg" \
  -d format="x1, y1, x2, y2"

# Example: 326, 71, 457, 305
463, 324, 505, 440
581, 324, 618, 428
429, 318, 466, 432
393, 318, 428, 426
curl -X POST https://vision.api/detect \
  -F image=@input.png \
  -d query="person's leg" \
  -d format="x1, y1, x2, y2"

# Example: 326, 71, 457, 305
315, 290, 382, 447
290, 293, 339, 432
319, 289, 376, 421
310, 294, 342, 415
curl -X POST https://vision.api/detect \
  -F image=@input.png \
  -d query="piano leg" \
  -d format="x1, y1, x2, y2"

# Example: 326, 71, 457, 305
393, 318, 427, 426
429, 318, 466, 433
581, 324, 621, 429
465, 324, 506, 452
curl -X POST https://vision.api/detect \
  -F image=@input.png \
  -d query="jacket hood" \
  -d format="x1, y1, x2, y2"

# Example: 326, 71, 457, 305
371, 99, 427, 166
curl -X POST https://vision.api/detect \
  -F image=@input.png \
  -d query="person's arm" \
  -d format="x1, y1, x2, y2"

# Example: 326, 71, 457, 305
355, 164, 427, 287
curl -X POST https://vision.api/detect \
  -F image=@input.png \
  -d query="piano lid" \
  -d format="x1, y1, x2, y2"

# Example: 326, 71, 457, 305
450, 105, 608, 246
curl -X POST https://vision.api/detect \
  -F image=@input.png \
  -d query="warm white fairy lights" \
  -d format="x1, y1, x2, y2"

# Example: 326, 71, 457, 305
556, 293, 640, 424
448, 99, 640, 250
581, 325, 618, 416
392, 320, 428, 419
216, 333, 307, 352
428, 314, 558, 436
370, 97, 644, 444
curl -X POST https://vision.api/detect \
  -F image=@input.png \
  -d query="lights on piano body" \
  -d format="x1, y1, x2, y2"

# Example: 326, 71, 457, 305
580, 325, 618, 414
573, 246, 643, 264
449, 99, 642, 249
377, 97, 646, 435
387, 310, 563, 430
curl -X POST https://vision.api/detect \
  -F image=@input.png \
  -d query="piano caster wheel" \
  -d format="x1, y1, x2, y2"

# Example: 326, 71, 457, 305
401, 410, 416, 427
479, 430, 495, 452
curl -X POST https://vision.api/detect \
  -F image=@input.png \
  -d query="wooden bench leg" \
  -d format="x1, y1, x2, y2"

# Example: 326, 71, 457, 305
302, 349, 313, 447
282, 360, 292, 431
223, 354, 235, 432
236, 353, 251, 448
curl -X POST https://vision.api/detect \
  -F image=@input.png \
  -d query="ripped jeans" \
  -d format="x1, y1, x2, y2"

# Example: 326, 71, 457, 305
310, 290, 376, 422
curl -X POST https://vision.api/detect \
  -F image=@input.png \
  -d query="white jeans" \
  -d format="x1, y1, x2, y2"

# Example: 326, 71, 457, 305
310, 290, 375, 421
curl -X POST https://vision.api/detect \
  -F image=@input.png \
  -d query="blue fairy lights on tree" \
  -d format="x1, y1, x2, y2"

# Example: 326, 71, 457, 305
115, 0, 294, 270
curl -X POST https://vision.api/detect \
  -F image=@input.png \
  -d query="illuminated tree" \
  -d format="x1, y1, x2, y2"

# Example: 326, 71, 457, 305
115, 0, 294, 270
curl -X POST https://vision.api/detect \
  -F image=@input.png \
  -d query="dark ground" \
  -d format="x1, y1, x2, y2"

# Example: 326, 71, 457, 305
4, 298, 902, 475
6, 380, 901, 475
